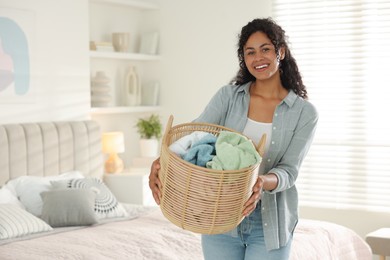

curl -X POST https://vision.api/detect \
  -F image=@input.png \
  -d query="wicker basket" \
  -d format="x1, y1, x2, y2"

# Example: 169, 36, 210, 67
159, 115, 266, 235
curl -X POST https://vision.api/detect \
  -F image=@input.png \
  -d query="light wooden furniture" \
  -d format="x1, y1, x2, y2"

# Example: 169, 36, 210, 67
103, 168, 156, 206
366, 228, 390, 260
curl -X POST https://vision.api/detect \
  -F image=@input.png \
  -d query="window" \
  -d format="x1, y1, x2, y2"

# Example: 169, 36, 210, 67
273, 0, 390, 212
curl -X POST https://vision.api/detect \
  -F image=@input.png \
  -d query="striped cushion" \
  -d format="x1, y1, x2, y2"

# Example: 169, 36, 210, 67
0, 204, 52, 240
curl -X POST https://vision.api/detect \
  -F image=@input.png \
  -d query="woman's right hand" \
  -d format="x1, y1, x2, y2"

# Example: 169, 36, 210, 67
149, 157, 162, 205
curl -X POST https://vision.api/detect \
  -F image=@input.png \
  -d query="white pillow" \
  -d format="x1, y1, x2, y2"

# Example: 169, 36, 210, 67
51, 177, 128, 220
0, 186, 25, 209
4, 171, 85, 216
0, 204, 53, 240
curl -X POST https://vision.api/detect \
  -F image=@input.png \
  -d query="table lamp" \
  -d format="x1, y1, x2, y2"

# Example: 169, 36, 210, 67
102, 132, 125, 173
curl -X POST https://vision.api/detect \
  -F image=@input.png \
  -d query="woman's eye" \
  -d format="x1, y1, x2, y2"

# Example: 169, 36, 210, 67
261, 48, 270, 53
246, 51, 255, 56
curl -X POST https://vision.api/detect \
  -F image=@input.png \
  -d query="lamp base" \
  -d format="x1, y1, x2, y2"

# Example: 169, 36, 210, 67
105, 153, 124, 174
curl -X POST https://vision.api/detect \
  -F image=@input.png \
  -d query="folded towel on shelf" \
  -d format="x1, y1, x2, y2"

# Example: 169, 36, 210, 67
169, 131, 210, 158
206, 131, 260, 170
182, 134, 217, 167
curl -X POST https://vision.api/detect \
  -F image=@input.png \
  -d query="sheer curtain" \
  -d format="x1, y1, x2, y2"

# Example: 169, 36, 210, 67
273, 0, 390, 212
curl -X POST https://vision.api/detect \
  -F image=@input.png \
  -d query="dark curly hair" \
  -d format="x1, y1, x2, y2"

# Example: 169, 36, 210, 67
231, 18, 308, 99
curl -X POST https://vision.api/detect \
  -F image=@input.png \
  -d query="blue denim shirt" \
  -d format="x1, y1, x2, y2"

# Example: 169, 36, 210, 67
194, 82, 318, 250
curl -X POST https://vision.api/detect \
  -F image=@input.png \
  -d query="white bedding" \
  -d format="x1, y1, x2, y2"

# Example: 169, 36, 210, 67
0, 206, 371, 260
0, 207, 202, 260
291, 219, 372, 260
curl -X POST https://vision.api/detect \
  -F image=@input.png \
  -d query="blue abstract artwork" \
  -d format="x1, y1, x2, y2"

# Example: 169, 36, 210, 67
0, 16, 30, 96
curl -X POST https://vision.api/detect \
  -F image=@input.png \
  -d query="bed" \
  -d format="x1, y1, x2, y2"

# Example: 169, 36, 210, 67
0, 120, 372, 260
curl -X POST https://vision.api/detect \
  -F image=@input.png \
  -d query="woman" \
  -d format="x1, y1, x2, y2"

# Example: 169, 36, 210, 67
149, 18, 318, 260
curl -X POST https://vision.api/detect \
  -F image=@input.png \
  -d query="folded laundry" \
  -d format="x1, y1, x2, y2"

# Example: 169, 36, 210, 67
206, 131, 260, 170
182, 134, 217, 167
169, 131, 210, 158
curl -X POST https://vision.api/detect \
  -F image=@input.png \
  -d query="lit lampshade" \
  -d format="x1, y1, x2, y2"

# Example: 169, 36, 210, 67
102, 132, 125, 174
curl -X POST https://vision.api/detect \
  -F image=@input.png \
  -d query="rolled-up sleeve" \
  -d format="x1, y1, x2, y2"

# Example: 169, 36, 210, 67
267, 102, 318, 194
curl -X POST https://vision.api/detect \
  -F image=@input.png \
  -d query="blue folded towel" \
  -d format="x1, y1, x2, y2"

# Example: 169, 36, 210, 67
182, 133, 217, 167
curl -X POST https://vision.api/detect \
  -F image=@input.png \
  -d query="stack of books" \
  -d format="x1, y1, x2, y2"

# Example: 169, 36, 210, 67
90, 41, 114, 52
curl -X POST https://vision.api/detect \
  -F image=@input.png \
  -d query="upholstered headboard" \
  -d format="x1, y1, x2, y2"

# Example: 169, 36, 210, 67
0, 121, 103, 186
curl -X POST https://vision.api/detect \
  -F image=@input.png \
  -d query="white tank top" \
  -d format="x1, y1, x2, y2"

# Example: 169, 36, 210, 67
242, 118, 273, 174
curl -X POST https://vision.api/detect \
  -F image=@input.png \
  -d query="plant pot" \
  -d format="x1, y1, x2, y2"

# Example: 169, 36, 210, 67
139, 138, 159, 157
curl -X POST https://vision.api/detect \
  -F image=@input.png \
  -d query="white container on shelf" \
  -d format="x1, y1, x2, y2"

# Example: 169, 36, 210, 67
141, 81, 160, 106
91, 71, 112, 107
139, 138, 159, 157
123, 66, 141, 106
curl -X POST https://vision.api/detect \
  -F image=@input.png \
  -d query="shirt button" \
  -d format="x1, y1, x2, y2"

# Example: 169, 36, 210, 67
275, 113, 278, 117
262, 207, 265, 210
267, 159, 271, 162
271, 141, 275, 144
273, 126, 276, 130
264, 223, 268, 226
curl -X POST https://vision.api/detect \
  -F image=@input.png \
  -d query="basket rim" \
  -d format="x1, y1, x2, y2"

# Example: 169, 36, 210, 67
170, 121, 238, 133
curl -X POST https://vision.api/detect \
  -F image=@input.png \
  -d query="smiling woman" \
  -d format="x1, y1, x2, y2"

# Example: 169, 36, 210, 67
149, 17, 319, 260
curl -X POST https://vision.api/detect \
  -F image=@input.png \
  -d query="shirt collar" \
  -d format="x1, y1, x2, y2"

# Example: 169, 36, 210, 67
282, 90, 298, 108
237, 82, 252, 94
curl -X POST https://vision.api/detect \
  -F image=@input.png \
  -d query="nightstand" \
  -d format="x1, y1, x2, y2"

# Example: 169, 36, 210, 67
366, 228, 390, 260
103, 168, 157, 206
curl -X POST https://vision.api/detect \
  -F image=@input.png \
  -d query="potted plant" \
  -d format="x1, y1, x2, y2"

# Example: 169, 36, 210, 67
135, 114, 162, 157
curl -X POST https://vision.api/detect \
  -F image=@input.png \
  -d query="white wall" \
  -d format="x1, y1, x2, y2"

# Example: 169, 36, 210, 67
0, 0, 90, 123
160, 0, 273, 124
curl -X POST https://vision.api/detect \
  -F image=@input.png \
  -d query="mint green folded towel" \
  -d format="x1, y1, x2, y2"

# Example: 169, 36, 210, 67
206, 131, 261, 170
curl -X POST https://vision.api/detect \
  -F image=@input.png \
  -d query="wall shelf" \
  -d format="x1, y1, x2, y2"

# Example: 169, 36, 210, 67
89, 0, 161, 169
91, 106, 161, 115
89, 0, 159, 10
90, 51, 161, 61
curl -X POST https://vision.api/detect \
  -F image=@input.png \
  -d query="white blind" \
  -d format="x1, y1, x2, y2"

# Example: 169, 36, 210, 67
273, 0, 390, 212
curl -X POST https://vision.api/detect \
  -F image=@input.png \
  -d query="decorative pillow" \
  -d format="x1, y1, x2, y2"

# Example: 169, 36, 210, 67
40, 189, 98, 227
0, 186, 25, 209
4, 171, 84, 217
0, 204, 53, 240
51, 177, 128, 219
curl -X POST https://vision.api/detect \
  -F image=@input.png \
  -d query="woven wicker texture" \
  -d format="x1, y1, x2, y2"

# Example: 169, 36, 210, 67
159, 115, 264, 234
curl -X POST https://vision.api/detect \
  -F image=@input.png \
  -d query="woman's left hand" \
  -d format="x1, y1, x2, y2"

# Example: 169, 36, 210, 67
242, 176, 264, 217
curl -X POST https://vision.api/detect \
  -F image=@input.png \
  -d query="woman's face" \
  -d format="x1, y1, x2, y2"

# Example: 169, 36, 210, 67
243, 31, 284, 81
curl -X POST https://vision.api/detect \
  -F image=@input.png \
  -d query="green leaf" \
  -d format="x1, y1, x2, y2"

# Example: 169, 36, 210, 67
135, 114, 162, 139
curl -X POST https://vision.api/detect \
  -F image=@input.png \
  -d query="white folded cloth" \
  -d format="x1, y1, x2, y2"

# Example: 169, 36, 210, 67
169, 131, 210, 158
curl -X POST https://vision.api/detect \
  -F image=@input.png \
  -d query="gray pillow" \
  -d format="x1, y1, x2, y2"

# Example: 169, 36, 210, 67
40, 189, 98, 227
51, 177, 128, 219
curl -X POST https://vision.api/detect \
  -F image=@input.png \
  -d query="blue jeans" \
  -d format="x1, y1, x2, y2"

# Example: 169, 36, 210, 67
201, 205, 292, 260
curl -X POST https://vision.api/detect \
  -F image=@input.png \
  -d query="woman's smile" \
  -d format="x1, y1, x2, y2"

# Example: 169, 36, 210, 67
254, 63, 269, 72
